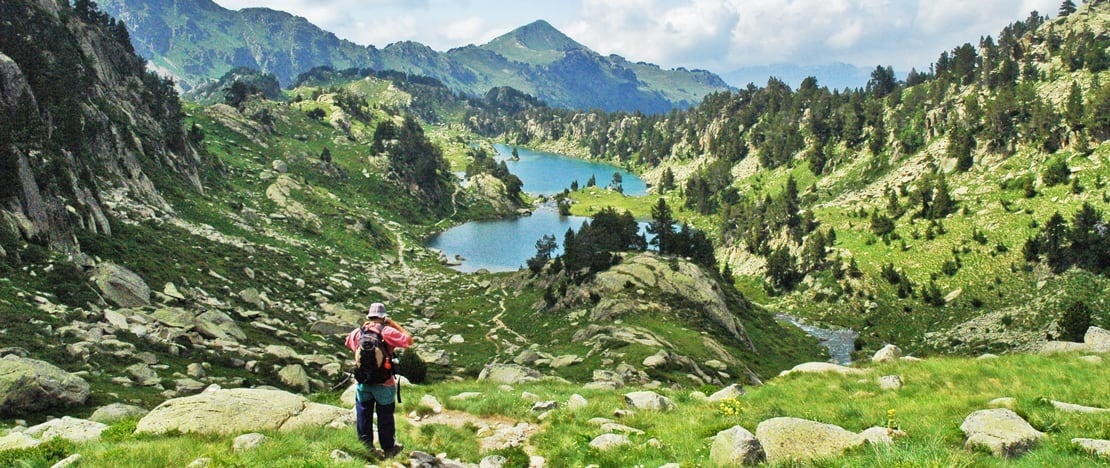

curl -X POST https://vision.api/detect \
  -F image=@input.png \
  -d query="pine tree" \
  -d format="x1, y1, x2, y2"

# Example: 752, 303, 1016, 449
1059, 0, 1077, 17
1065, 81, 1085, 131
659, 167, 675, 194
648, 198, 675, 254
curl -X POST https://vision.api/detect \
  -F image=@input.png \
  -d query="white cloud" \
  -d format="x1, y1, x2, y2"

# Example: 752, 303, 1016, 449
212, 0, 1067, 75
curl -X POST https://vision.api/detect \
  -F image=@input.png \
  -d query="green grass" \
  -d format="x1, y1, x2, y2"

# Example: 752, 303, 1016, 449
7, 352, 1103, 467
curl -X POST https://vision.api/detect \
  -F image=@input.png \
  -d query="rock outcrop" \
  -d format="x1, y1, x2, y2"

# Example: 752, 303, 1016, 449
135, 387, 350, 435
0, 355, 89, 416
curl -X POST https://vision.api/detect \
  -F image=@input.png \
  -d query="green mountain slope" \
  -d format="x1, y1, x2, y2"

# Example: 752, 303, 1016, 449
465, 2, 1110, 359
98, 0, 731, 112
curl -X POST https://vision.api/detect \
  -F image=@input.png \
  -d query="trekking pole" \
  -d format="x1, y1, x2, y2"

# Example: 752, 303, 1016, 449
330, 372, 353, 391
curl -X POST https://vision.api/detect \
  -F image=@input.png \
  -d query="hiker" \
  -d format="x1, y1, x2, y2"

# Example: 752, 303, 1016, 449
345, 302, 412, 458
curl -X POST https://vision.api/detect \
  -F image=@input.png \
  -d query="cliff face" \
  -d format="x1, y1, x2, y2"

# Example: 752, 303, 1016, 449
0, 0, 202, 250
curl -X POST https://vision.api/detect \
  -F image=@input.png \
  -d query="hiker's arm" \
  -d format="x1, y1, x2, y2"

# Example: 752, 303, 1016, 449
383, 322, 413, 348
386, 318, 410, 336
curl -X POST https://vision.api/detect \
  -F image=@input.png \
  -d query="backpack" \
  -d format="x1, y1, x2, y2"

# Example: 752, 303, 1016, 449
353, 324, 393, 384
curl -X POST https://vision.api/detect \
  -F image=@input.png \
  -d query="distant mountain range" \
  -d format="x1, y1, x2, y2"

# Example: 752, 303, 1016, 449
98, 0, 732, 112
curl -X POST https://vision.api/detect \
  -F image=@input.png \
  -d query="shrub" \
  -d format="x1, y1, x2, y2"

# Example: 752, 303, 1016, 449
398, 348, 428, 384
1058, 301, 1091, 342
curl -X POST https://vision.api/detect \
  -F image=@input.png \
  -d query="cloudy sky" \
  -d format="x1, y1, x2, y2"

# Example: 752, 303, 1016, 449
212, 0, 1064, 75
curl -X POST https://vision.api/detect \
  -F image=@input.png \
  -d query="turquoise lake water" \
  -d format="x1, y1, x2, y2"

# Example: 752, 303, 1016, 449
426, 145, 648, 272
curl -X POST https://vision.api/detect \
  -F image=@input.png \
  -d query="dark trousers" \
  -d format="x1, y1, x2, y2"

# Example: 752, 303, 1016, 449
355, 395, 396, 450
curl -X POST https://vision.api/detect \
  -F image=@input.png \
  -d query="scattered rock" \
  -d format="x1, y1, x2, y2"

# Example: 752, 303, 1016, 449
960, 408, 1044, 458
478, 364, 541, 384
89, 403, 148, 424
162, 282, 186, 301
278, 364, 311, 393
232, 433, 268, 451
1050, 400, 1110, 414
1072, 438, 1110, 459
623, 391, 677, 412
859, 426, 904, 445
420, 395, 444, 414
567, 394, 588, 410
710, 425, 766, 466
272, 160, 288, 173
51, 454, 82, 468
125, 363, 160, 387
480, 455, 508, 468
0, 355, 89, 415
872, 344, 903, 363
450, 392, 483, 401
589, 433, 631, 450
91, 263, 151, 307
532, 401, 558, 412
1086, 326, 1110, 352
879, 375, 904, 391
708, 384, 745, 402
329, 450, 351, 462
186, 458, 211, 467
755, 417, 864, 463
25, 416, 107, 443
549, 355, 582, 368
0, 432, 40, 451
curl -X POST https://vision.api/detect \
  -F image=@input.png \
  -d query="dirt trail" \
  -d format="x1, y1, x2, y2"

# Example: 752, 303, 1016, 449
483, 288, 527, 359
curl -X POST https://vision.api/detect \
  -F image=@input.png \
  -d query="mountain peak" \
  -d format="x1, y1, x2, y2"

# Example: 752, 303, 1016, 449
482, 20, 584, 63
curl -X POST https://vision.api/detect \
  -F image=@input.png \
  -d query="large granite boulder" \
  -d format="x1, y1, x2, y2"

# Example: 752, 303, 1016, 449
1040, 326, 1110, 354
755, 417, 865, 463
136, 388, 350, 435
91, 263, 151, 307
0, 355, 89, 415
779, 362, 869, 377
195, 309, 246, 341
960, 408, 1044, 458
711, 425, 766, 465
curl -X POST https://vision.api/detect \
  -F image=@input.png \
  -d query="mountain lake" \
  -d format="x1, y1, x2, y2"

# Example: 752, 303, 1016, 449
426, 144, 648, 273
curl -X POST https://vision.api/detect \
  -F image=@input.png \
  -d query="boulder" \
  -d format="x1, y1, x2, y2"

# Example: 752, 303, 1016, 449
588, 433, 631, 450
623, 391, 676, 412
340, 384, 357, 407
549, 355, 582, 368
960, 408, 1044, 458
859, 426, 902, 445
232, 433, 268, 452
1072, 438, 1110, 459
1050, 400, 1110, 414
879, 375, 904, 391
1086, 326, 1110, 352
195, 309, 246, 341
125, 363, 160, 387
779, 362, 868, 377
0, 432, 40, 451
0, 355, 89, 415
89, 403, 149, 424
567, 394, 588, 410
755, 417, 865, 463
478, 364, 541, 384
91, 263, 151, 307
708, 384, 745, 403
136, 388, 350, 435
531, 401, 558, 412
238, 288, 267, 310
420, 395, 444, 414
24, 416, 107, 443
150, 307, 195, 330
278, 364, 311, 393
710, 425, 766, 466
871, 344, 903, 363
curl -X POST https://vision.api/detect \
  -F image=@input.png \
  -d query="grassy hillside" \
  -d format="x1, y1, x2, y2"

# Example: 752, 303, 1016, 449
5, 351, 1105, 466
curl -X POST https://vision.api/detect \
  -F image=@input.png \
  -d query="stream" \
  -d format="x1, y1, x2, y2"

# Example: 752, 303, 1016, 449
776, 314, 859, 364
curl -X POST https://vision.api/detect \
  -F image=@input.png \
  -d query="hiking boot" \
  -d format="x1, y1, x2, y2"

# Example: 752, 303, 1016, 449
382, 443, 404, 459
